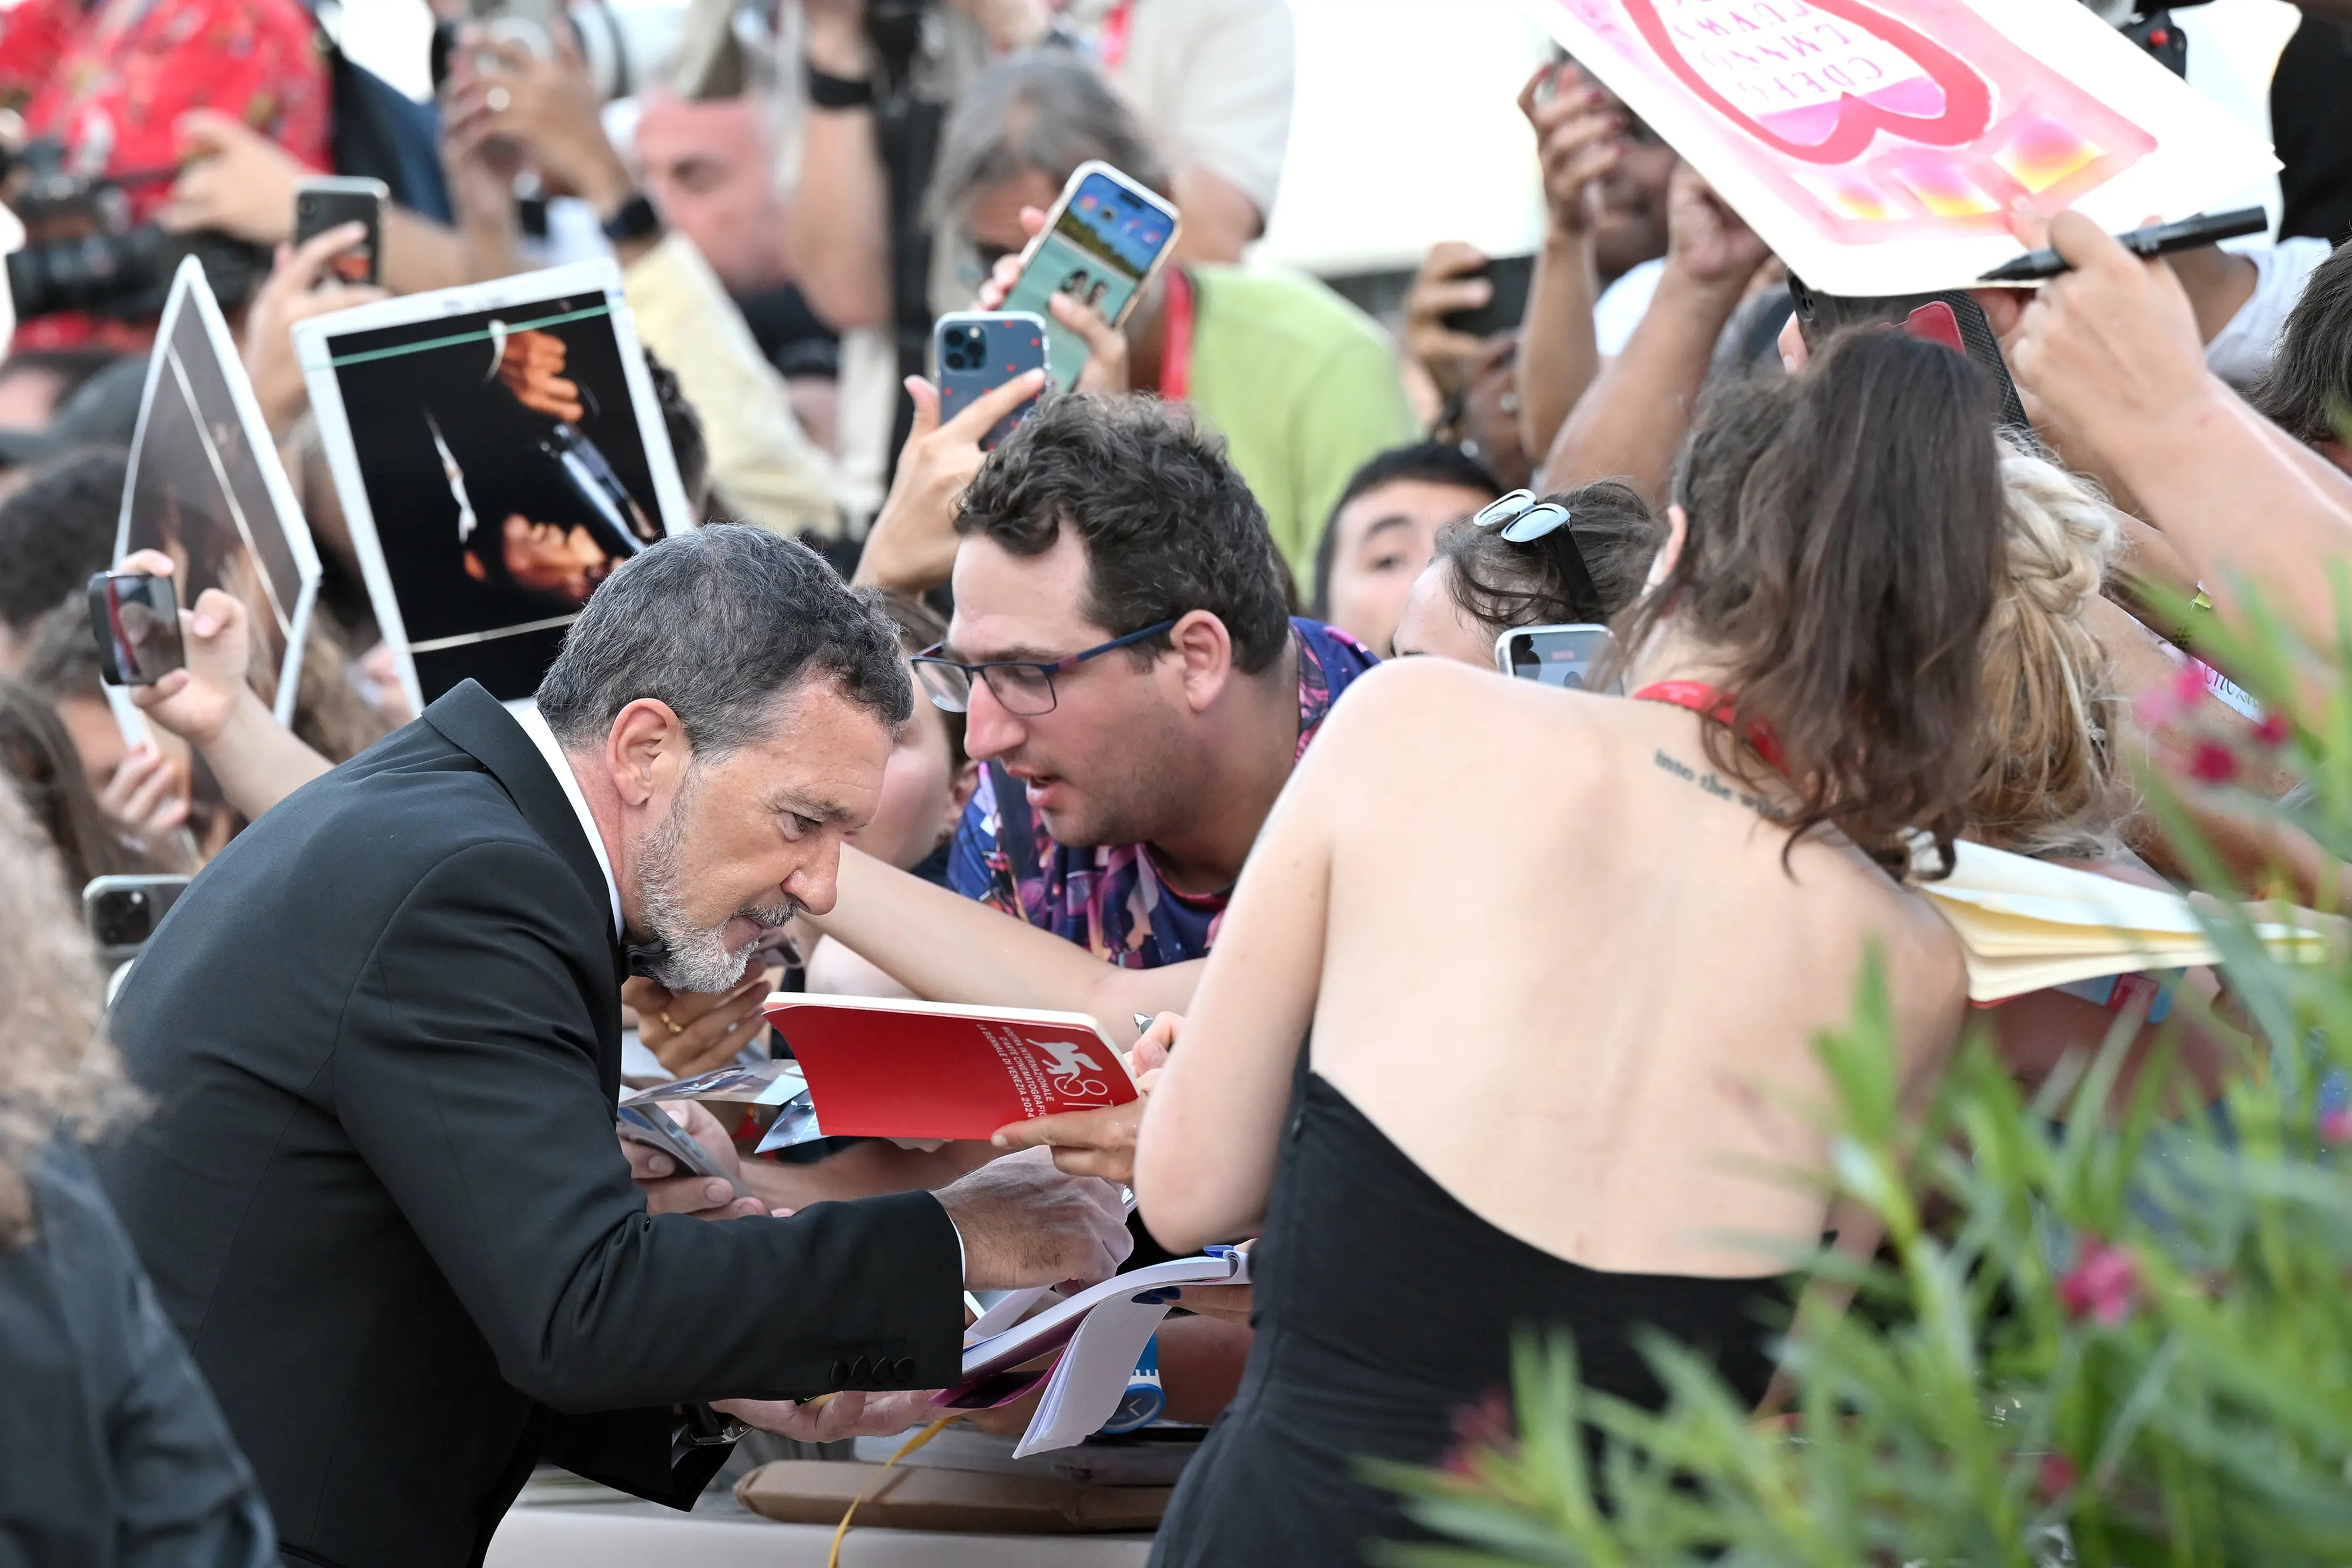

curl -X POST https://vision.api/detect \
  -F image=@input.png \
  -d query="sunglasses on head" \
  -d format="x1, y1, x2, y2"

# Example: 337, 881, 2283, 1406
1472, 490, 1601, 609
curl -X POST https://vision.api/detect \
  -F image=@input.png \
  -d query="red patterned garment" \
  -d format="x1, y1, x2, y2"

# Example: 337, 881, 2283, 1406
0, 0, 329, 208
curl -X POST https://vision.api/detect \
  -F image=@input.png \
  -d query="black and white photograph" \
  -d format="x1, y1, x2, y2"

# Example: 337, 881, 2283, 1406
117, 257, 320, 725
293, 259, 691, 708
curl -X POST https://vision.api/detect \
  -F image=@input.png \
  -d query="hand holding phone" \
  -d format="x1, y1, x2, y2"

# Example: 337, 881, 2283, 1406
292, 177, 387, 287
87, 571, 185, 687
935, 312, 1048, 449
993, 161, 1181, 389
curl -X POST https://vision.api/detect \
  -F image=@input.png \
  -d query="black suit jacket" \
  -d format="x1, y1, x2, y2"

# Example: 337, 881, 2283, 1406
95, 681, 963, 1568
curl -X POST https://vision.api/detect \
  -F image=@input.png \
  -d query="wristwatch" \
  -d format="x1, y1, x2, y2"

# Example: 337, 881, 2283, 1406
601, 191, 663, 246
805, 62, 875, 109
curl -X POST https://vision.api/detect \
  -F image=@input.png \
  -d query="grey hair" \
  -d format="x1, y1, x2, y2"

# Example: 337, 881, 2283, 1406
928, 50, 1170, 231
536, 524, 913, 755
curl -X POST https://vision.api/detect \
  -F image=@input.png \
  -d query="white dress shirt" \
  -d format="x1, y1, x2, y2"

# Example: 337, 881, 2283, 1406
512, 703, 621, 939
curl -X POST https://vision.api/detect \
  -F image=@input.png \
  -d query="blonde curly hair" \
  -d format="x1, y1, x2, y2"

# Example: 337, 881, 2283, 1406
1967, 441, 2130, 860
0, 784, 141, 1248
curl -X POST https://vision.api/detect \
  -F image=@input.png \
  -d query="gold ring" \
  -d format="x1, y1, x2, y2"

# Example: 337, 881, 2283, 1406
660, 1011, 683, 1036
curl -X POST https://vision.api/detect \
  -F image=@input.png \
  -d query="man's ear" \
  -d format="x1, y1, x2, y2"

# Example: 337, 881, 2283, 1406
604, 697, 690, 810
1169, 610, 1237, 713
946, 757, 981, 827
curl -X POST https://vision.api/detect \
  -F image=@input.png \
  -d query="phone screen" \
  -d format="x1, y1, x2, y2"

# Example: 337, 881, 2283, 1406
1003, 170, 1175, 384
93, 573, 184, 684
1505, 626, 1612, 690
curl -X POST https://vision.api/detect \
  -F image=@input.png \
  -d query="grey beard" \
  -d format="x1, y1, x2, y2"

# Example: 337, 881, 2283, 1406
632, 781, 803, 992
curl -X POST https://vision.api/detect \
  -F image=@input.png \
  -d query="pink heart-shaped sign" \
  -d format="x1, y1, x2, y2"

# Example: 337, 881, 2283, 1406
1624, 0, 1992, 165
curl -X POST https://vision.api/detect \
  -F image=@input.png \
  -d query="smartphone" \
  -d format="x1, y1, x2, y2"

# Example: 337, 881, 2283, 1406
293, 176, 388, 287
615, 1103, 754, 1202
86, 571, 184, 686
1000, 161, 1181, 389
83, 874, 193, 965
934, 311, 1048, 450
1784, 273, 2030, 433
1441, 253, 1536, 340
1496, 623, 1613, 691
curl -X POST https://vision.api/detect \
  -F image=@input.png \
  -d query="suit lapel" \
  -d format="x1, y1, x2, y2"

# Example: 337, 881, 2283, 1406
423, 680, 624, 1094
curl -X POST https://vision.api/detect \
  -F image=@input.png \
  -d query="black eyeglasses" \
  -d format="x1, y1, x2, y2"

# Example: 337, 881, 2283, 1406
911, 619, 1180, 716
1473, 489, 1599, 607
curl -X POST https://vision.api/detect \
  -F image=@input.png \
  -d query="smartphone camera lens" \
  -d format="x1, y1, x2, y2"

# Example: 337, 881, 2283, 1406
94, 891, 151, 949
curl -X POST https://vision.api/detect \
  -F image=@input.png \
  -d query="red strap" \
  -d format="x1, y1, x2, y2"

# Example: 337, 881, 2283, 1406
1098, 0, 1135, 71
1631, 681, 1785, 772
1159, 266, 1195, 402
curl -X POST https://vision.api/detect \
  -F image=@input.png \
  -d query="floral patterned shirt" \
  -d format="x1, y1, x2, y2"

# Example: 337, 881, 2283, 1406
947, 618, 1377, 968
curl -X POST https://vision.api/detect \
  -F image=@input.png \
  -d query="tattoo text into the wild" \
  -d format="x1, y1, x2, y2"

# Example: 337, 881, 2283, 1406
1653, 749, 1785, 820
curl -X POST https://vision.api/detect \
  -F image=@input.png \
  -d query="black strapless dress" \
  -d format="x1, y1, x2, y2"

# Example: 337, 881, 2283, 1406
1150, 1069, 1792, 1566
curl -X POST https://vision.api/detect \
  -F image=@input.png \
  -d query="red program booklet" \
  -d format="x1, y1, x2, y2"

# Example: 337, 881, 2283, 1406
760, 996, 1138, 1141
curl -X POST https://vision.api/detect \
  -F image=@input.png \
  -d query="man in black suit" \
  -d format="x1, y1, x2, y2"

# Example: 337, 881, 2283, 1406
95, 526, 1131, 1568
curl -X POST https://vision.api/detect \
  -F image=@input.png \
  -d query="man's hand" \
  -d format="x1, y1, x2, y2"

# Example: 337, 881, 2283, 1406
496, 329, 585, 423
934, 1147, 1131, 1290
119, 550, 253, 751
621, 1102, 767, 1221
713, 1389, 941, 1442
242, 225, 389, 438
445, 31, 634, 216
1662, 162, 1769, 296
853, 369, 1047, 596
1520, 62, 1625, 241
160, 110, 304, 244
624, 972, 771, 1079
1403, 242, 1498, 398
988, 1012, 1177, 1182
2006, 209, 2217, 466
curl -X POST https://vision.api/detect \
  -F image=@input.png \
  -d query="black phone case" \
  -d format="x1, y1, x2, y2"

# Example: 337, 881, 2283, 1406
1441, 253, 1536, 340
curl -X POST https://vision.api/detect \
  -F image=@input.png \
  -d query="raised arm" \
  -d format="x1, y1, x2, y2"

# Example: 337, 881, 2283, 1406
1535, 165, 1766, 502
801, 845, 1200, 1041
2009, 212, 2352, 657
1132, 665, 1353, 1252
784, 0, 894, 332
1513, 62, 1622, 464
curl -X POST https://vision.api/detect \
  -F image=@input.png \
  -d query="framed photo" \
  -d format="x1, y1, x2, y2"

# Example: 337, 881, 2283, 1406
293, 259, 693, 711
1528, 0, 2276, 295
116, 257, 321, 726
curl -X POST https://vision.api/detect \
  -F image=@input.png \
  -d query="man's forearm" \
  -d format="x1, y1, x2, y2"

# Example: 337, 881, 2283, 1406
737, 1140, 994, 1211
1516, 223, 1601, 464
1536, 266, 1743, 502
381, 209, 475, 295
787, 21, 894, 333
807, 848, 1199, 1038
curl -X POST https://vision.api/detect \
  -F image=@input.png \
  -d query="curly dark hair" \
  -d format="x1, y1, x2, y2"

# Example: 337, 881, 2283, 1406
954, 394, 1292, 674
1431, 479, 1662, 637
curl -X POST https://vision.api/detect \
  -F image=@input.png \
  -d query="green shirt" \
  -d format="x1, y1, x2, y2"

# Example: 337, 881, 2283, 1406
1184, 265, 1419, 590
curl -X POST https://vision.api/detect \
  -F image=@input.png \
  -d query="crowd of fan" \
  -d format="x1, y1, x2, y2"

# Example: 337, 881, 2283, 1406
4, 0, 2352, 1562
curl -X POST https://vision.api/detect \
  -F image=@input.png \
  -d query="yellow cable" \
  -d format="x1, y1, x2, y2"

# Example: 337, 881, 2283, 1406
827, 1414, 961, 1568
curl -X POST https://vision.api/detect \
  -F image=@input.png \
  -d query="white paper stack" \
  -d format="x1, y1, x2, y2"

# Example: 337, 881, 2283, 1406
951, 1249, 1251, 1457
1922, 840, 2328, 1002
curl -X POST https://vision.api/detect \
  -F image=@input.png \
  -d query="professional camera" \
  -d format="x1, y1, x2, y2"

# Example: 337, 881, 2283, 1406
2, 140, 266, 322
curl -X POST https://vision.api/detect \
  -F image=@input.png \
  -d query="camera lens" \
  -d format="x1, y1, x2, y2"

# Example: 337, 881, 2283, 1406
93, 890, 152, 948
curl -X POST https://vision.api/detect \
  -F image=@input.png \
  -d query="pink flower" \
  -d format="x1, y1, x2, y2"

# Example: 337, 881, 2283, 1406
1440, 1389, 1516, 1476
2253, 711, 2291, 748
2320, 1107, 2352, 1146
2036, 1452, 2078, 1499
2134, 662, 2210, 728
2059, 1237, 2140, 1325
2187, 742, 2241, 784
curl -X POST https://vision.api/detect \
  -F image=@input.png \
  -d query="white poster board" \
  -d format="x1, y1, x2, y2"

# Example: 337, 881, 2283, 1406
1526, 0, 2278, 295
116, 257, 321, 726
292, 259, 692, 713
